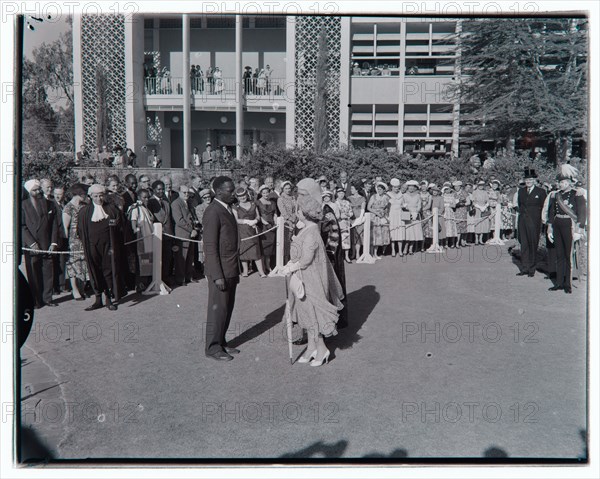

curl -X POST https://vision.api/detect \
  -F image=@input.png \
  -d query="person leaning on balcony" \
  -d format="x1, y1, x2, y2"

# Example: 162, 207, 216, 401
125, 148, 137, 168
202, 142, 216, 169
76, 145, 90, 166
192, 147, 201, 167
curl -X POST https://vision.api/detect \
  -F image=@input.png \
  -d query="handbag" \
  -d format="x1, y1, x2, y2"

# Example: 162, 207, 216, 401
289, 269, 305, 299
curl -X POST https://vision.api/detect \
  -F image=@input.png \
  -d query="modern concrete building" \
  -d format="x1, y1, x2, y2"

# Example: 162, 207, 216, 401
73, 15, 463, 168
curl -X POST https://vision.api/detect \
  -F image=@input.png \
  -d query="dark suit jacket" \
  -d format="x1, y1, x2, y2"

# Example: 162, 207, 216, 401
187, 187, 201, 210
171, 197, 195, 239
148, 196, 174, 235
336, 180, 352, 197
22, 197, 59, 250
122, 190, 137, 212
167, 190, 180, 204
202, 201, 240, 281
517, 186, 547, 229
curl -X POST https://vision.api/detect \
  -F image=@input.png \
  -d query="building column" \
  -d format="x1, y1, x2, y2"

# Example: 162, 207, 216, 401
397, 20, 407, 153
451, 20, 463, 159
72, 15, 84, 151
182, 14, 191, 168
125, 14, 146, 155
235, 14, 244, 161
339, 17, 351, 148
285, 17, 296, 148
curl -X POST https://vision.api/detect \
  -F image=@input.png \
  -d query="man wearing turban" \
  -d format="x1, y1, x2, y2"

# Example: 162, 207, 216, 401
21, 179, 60, 308
77, 184, 126, 311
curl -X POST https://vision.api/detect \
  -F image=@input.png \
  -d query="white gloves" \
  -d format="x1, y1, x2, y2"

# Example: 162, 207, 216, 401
281, 261, 301, 276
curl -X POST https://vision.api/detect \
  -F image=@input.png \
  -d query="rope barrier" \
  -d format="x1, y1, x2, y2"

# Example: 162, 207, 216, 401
163, 232, 203, 244
239, 224, 278, 241
124, 234, 153, 246
22, 247, 82, 255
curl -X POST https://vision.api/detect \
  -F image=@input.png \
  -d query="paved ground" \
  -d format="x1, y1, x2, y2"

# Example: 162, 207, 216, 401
20, 244, 587, 461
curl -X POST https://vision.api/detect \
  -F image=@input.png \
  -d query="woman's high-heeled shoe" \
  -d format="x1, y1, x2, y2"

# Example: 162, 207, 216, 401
297, 349, 317, 364
310, 349, 330, 367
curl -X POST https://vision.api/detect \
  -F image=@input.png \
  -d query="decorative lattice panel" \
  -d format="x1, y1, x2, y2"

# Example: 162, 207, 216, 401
146, 113, 162, 144
294, 16, 341, 149
81, 15, 126, 151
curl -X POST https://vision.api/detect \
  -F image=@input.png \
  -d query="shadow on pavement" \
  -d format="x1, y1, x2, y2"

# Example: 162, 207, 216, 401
278, 440, 408, 459
227, 303, 285, 348
328, 285, 380, 353
19, 426, 54, 463
483, 446, 509, 458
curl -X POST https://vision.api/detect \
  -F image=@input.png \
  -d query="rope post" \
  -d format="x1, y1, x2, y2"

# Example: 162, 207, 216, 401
356, 213, 376, 264
143, 222, 171, 295
426, 207, 443, 253
269, 216, 286, 277
487, 204, 505, 245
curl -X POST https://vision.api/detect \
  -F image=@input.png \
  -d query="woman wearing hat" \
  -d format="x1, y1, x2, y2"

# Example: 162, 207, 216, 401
500, 184, 514, 240
419, 181, 432, 252
277, 181, 297, 263
472, 181, 490, 245
282, 186, 344, 366
348, 184, 366, 261
401, 180, 423, 255
424, 184, 445, 250
442, 184, 458, 248
452, 180, 470, 247
335, 187, 354, 263
233, 187, 267, 278
367, 182, 391, 259
256, 185, 277, 273
388, 178, 405, 257
321, 190, 340, 218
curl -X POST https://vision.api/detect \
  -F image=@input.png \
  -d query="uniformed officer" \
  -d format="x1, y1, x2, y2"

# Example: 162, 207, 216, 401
547, 165, 587, 294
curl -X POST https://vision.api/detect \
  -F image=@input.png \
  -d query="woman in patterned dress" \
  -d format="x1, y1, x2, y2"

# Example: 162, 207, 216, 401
471, 181, 490, 245
367, 182, 390, 259
487, 180, 501, 240
256, 185, 277, 273
500, 184, 514, 239
335, 187, 354, 263
234, 187, 266, 278
62, 183, 90, 300
387, 178, 405, 257
348, 184, 366, 261
401, 180, 424, 255
442, 184, 458, 248
452, 180, 471, 247
277, 181, 297, 263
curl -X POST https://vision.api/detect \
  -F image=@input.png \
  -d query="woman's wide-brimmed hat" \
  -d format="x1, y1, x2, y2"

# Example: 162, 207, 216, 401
321, 190, 334, 199
477, 180, 486, 186
235, 187, 248, 197
390, 178, 401, 187
280, 180, 292, 190
405, 180, 419, 187
199, 188, 212, 198
375, 181, 388, 191
452, 180, 463, 187
258, 184, 270, 194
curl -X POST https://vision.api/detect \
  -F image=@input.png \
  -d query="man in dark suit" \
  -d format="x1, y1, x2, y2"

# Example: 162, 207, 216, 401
21, 179, 59, 308
161, 176, 179, 203
148, 180, 175, 284
171, 185, 198, 286
516, 168, 547, 277
336, 170, 352, 197
202, 176, 240, 361
122, 174, 138, 212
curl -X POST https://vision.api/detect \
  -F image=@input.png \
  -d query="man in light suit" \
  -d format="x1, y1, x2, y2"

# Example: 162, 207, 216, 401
21, 179, 59, 308
202, 176, 240, 361
171, 185, 198, 286
516, 168, 547, 277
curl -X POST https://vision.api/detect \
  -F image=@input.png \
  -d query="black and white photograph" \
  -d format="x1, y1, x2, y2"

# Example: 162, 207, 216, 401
1, 0, 599, 477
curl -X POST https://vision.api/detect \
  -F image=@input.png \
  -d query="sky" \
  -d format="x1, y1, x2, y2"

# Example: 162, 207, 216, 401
23, 14, 71, 59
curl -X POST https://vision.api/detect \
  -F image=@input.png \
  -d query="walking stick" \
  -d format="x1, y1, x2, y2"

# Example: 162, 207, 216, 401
284, 277, 293, 364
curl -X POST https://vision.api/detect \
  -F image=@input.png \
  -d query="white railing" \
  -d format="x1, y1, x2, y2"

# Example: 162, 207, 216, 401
144, 76, 287, 97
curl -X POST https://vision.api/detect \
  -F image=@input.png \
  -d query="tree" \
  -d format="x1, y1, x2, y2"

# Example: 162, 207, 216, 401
22, 19, 74, 154
313, 25, 329, 154
455, 18, 588, 162
96, 66, 111, 149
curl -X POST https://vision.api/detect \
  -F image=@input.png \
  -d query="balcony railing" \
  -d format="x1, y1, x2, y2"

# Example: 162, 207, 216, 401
144, 76, 287, 97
